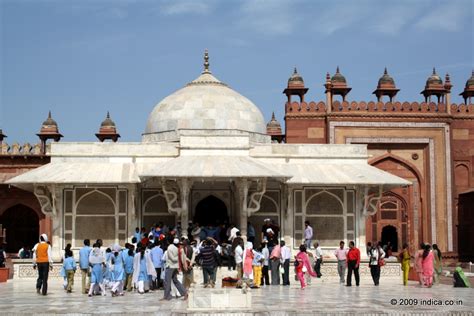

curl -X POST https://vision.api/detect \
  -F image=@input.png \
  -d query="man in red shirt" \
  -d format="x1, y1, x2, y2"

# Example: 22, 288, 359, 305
346, 241, 360, 286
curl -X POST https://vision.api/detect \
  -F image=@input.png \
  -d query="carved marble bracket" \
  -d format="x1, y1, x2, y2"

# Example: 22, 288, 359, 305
33, 185, 58, 217
161, 178, 192, 216
361, 185, 384, 217
247, 178, 267, 216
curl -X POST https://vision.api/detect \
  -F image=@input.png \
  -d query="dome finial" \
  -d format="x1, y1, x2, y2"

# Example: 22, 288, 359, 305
384, 67, 388, 75
271, 111, 276, 120
433, 67, 437, 75
203, 49, 210, 74
106, 111, 110, 119
48, 110, 52, 119
293, 67, 298, 74
336, 66, 340, 73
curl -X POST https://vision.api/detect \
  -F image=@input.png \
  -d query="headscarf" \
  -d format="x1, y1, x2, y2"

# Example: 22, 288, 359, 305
112, 244, 122, 253
89, 247, 105, 264
228, 227, 239, 241
242, 241, 254, 277
40, 233, 48, 243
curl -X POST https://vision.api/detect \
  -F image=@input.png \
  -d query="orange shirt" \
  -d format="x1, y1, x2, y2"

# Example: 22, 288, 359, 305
36, 243, 50, 263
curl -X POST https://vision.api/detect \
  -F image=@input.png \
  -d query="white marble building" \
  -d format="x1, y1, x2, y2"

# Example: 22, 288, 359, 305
7, 53, 409, 260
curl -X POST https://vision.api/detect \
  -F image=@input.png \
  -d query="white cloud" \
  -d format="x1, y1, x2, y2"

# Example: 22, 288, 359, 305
415, 2, 471, 32
158, 0, 216, 15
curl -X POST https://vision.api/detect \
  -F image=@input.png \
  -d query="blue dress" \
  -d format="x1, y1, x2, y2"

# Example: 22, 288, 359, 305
138, 257, 147, 281
113, 254, 125, 281
104, 252, 113, 280
91, 263, 103, 284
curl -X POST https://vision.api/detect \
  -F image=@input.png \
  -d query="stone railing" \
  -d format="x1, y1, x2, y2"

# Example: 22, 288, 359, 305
0, 142, 46, 156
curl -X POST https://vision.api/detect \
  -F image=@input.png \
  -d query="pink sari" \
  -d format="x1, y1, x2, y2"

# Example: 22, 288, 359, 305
296, 252, 316, 288
422, 251, 434, 287
243, 248, 254, 276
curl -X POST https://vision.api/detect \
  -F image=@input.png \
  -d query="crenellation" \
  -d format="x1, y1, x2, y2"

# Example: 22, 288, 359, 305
0, 142, 46, 156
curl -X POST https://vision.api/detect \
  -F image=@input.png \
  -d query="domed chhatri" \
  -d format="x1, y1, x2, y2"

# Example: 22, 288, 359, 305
460, 70, 474, 104
266, 112, 282, 134
378, 67, 395, 87
426, 67, 443, 86
37, 111, 63, 154
326, 66, 351, 102
421, 67, 447, 103
373, 68, 399, 102
283, 67, 308, 103
96, 112, 120, 142
331, 66, 347, 84
288, 67, 305, 88
143, 51, 267, 142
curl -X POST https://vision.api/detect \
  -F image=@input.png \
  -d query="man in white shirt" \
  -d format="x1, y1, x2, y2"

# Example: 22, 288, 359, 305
304, 221, 313, 249
314, 242, 323, 278
334, 240, 348, 284
234, 240, 244, 279
280, 239, 291, 286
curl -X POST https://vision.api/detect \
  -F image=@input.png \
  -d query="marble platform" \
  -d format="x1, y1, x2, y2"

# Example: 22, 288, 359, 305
0, 274, 472, 315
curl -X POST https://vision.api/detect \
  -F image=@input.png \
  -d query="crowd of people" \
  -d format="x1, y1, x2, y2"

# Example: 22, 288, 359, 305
26, 219, 471, 296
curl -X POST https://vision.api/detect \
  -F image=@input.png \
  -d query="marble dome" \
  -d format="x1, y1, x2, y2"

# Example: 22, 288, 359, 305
143, 53, 266, 142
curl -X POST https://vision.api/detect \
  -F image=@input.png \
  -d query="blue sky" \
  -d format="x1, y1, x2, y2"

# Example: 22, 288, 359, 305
1, 0, 473, 144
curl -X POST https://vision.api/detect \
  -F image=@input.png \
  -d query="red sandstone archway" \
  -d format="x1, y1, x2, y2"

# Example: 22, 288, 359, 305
368, 154, 423, 254
0, 204, 39, 253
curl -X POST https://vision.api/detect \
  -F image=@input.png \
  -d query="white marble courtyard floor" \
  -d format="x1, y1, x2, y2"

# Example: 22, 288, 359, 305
0, 275, 472, 316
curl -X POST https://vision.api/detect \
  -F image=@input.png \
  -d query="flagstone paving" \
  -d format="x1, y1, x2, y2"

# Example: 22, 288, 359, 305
0, 275, 472, 315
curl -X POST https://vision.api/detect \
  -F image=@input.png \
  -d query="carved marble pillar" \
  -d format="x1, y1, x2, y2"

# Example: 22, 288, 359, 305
180, 178, 192, 234
236, 179, 249, 238
357, 185, 383, 258
33, 185, 63, 260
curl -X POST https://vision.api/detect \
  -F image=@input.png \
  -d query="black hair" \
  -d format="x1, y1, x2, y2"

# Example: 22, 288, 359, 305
65, 250, 73, 258
403, 243, 409, 249
131, 237, 137, 243
432, 244, 442, 260
84, 239, 90, 246
128, 245, 135, 257
92, 242, 99, 248
299, 244, 307, 252
140, 247, 145, 260
422, 244, 431, 259
106, 248, 112, 253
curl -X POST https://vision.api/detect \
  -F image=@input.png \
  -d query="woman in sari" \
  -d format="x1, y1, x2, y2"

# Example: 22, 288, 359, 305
295, 244, 316, 289
400, 243, 411, 286
421, 244, 434, 287
432, 244, 442, 285
414, 243, 424, 285
242, 242, 254, 281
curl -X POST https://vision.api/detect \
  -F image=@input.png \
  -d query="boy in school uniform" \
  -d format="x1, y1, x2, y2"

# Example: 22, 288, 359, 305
63, 250, 76, 293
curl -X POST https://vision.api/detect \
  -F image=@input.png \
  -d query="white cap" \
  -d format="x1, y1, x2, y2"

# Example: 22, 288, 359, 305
266, 228, 274, 234
173, 238, 180, 244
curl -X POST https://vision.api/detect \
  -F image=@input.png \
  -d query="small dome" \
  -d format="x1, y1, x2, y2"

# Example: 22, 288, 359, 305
426, 68, 443, 86
331, 66, 346, 84
288, 67, 304, 87
101, 112, 116, 128
466, 70, 474, 88
41, 111, 58, 128
266, 112, 282, 135
378, 68, 395, 87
